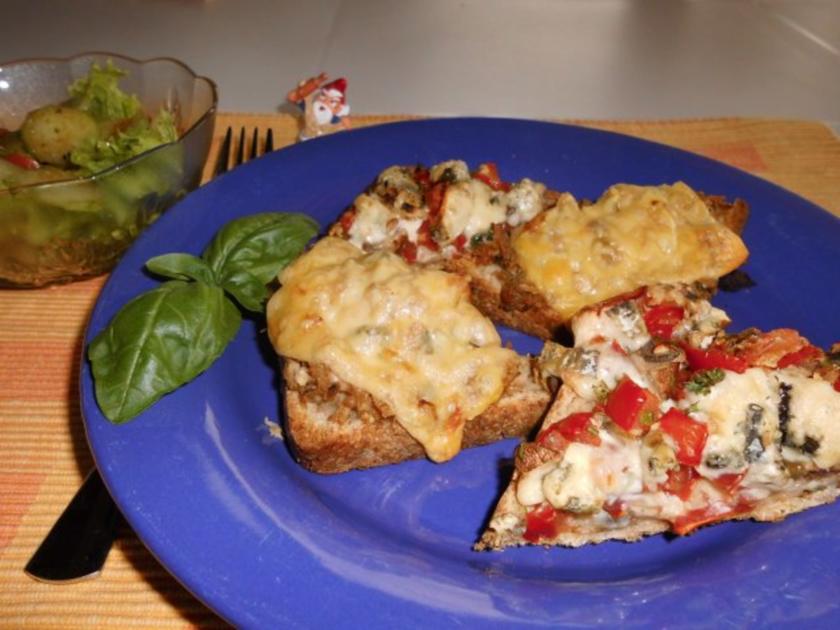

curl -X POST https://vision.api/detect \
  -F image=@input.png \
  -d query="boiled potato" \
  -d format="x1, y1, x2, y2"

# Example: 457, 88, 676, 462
20, 105, 98, 166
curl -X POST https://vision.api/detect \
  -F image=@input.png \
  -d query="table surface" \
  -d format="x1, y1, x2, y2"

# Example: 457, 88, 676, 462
2, 0, 840, 126
1, 113, 840, 627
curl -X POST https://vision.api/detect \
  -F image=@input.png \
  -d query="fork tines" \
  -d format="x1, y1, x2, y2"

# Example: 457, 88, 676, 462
213, 126, 275, 177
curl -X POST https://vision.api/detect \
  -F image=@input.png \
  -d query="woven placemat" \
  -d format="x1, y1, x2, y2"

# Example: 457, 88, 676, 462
1, 114, 839, 628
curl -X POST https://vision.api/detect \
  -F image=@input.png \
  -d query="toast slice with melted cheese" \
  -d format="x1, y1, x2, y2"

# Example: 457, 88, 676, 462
266, 237, 551, 473
477, 285, 840, 549
329, 161, 750, 338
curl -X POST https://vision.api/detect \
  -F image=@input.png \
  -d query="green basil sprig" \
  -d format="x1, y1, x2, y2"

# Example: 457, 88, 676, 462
88, 212, 319, 424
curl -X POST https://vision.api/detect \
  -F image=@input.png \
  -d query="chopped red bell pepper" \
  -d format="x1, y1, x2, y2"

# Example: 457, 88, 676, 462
643, 303, 685, 340
472, 162, 511, 192
2, 152, 40, 170
417, 220, 440, 252
682, 344, 747, 374
834, 376, 840, 393
413, 166, 431, 187
671, 501, 752, 536
604, 376, 660, 434
453, 233, 467, 252
777, 344, 822, 368
538, 412, 601, 447
659, 408, 708, 467
603, 499, 626, 520
425, 182, 446, 217
523, 503, 566, 543
661, 466, 698, 501
711, 471, 746, 496
338, 207, 356, 233
398, 240, 418, 264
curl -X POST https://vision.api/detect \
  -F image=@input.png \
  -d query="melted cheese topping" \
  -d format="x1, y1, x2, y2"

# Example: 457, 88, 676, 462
441, 179, 506, 240
266, 238, 516, 462
783, 373, 840, 469
512, 183, 748, 320
688, 368, 779, 476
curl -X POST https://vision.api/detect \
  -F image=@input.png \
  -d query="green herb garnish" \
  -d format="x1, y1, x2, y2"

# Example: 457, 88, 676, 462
88, 212, 319, 424
639, 410, 656, 426
470, 230, 494, 247
685, 368, 726, 396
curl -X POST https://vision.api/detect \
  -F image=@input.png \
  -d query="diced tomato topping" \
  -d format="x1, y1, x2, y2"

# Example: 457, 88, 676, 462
661, 466, 698, 501
603, 500, 626, 520
523, 503, 566, 543
413, 166, 431, 187
777, 344, 822, 368
604, 376, 660, 434
671, 501, 752, 536
682, 344, 747, 374
472, 162, 511, 192
453, 233, 467, 252
597, 287, 646, 312
425, 182, 446, 217
659, 408, 708, 467
3, 152, 40, 170
417, 220, 440, 252
643, 303, 685, 340
737, 328, 807, 367
338, 207, 356, 233
711, 472, 746, 496
834, 377, 840, 393
538, 412, 601, 447
397, 240, 418, 264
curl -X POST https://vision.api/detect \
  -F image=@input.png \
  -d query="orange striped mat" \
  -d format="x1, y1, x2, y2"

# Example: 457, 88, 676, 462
1, 114, 839, 628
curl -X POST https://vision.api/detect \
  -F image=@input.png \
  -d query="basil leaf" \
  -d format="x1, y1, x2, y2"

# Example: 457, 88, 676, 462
146, 253, 217, 285
217, 268, 269, 313
88, 281, 241, 423
203, 212, 319, 286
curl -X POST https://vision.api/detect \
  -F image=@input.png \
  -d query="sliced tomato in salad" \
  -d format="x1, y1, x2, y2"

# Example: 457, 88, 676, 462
3, 152, 40, 170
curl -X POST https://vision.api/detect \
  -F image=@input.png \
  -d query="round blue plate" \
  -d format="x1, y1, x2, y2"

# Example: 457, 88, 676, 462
82, 118, 840, 628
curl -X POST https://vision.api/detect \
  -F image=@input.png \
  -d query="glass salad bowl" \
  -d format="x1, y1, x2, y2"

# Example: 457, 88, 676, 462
0, 53, 217, 287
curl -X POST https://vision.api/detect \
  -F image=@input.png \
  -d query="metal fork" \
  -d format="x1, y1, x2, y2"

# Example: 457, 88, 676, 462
213, 126, 275, 175
25, 126, 277, 584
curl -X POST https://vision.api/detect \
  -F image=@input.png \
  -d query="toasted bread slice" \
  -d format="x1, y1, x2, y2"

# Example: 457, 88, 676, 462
330, 161, 750, 339
283, 355, 550, 474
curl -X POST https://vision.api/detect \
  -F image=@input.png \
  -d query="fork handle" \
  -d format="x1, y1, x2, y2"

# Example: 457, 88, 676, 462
25, 469, 121, 583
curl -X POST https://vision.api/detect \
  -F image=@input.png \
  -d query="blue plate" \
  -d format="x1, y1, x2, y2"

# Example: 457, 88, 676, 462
81, 118, 840, 628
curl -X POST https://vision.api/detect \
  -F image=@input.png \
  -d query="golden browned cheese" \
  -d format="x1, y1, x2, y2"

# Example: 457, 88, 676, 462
266, 237, 516, 462
512, 182, 749, 321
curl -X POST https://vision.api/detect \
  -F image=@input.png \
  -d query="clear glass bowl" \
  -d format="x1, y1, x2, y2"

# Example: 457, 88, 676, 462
0, 53, 217, 287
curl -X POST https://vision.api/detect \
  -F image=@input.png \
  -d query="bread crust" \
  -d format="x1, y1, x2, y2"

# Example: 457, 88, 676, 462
283, 356, 551, 474
476, 478, 840, 550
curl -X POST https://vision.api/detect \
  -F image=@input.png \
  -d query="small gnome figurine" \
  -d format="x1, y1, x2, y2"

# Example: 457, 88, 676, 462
286, 73, 351, 141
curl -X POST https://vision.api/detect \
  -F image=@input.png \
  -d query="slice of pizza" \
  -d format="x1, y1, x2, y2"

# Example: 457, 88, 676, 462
329, 161, 749, 338
477, 284, 840, 549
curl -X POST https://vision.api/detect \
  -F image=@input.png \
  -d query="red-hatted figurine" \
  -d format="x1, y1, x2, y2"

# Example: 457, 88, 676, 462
287, 73, 351, 141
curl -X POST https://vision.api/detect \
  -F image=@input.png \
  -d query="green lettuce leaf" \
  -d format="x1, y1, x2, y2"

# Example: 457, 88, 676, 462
69, 109, 178, 174
68, 61, 141, 122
